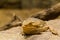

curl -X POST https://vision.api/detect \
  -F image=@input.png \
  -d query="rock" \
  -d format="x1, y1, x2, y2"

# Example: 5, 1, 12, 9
27, 32, 52, 40
31, 3, 60, 21
27, 32, 60, 40
0, 26, 26, 40
49, 34, 60, 40
51, 3, 60, 13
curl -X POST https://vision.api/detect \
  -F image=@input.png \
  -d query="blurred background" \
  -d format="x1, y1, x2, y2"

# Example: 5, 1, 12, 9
0, 0, 60, 27
0, 0, 60, 9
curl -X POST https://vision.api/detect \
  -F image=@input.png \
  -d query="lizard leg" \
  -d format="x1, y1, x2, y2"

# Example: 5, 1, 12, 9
49, 26, 58, 35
